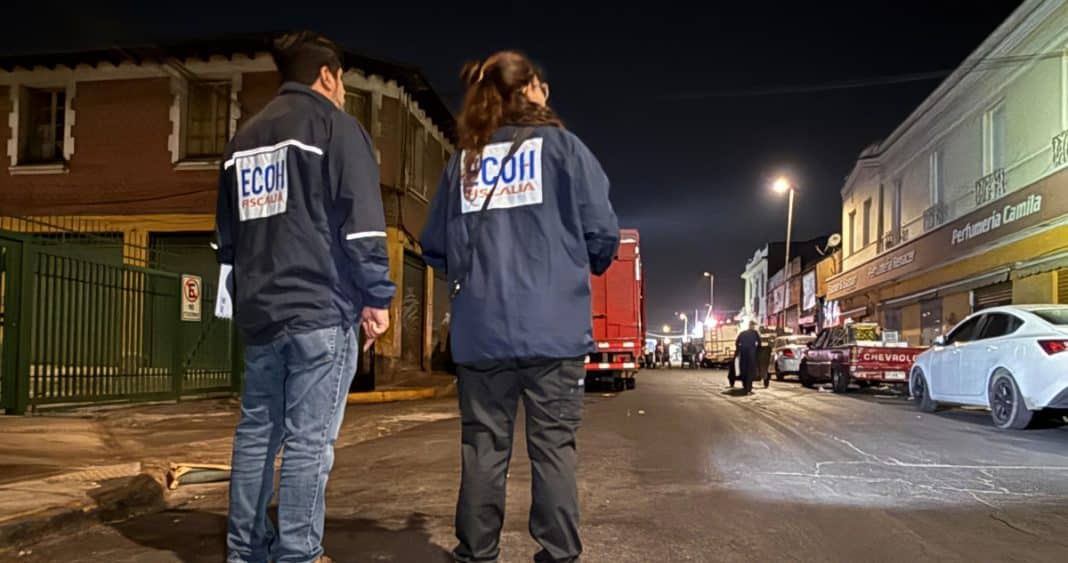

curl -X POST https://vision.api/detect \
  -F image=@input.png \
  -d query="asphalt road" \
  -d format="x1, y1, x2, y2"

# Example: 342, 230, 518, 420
17, 370, 1068, 562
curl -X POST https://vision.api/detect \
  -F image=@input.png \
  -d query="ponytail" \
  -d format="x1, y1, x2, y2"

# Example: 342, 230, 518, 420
457, 52, 564, 187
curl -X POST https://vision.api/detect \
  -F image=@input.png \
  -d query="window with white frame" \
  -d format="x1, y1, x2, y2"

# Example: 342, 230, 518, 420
862, 198, 872, 247
407, 119, 427, 200
19, 87, 66, 164
344, 89, 372, 132
9, 82, 74, 171
892, 179, 903, 236
929, 150, 943, 205
184, 80, 231, 159
847, 210, 856, 256
983, 103, 1006, 174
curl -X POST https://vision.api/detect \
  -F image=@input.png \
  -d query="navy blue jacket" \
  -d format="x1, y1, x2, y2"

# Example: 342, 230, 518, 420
216, 82, 395, 344
421, 125, 619, 363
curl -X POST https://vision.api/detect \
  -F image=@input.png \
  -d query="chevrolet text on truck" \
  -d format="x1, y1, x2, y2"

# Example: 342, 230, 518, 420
586, 229, 646, 391
799, 322, 926, 393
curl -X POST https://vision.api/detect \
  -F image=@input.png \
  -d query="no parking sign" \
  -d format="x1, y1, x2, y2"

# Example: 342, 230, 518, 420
181, 274, 202, 322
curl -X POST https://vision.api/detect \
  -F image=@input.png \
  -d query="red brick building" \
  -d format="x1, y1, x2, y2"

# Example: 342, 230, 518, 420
0, 35, 456, 379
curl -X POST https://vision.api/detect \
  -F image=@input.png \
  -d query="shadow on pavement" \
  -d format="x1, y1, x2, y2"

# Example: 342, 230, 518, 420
829, 386, 1068, 442
721, 389, 751, 397
107, 508, 451, 563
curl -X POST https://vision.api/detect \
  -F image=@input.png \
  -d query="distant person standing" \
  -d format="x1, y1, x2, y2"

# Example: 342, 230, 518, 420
421, 51, 619, 563
735, 321, 762, 393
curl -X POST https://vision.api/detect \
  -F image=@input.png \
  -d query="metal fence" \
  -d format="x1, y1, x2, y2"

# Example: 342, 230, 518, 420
1, 227, 239, 414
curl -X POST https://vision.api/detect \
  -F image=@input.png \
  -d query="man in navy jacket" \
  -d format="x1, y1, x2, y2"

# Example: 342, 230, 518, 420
216, 31, 394, 563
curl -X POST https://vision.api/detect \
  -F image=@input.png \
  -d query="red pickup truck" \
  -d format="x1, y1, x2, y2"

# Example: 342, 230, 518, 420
798, 323, 926, 393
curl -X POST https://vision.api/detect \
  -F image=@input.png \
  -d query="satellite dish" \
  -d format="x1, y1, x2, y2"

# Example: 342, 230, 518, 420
827, 233, 842, 248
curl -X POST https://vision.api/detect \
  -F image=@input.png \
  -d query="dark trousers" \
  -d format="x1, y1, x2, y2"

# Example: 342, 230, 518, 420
453, 358, 586, 563
739, 349, 758, 392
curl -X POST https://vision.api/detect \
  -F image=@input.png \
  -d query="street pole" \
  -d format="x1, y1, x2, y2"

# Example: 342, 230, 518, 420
709, 274, 715, 322
703, 272, 715, 324
783, 187, 795, 332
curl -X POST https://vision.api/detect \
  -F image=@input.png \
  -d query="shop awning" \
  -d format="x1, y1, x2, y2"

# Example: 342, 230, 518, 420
882, 268, 1010, 308
839, 305, 870, 319
1013, 250, 1068, 279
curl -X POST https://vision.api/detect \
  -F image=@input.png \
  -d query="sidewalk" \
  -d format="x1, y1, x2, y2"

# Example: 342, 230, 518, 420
0, 377, 458, 554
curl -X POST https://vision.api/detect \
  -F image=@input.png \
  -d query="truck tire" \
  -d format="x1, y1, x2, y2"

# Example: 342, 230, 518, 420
910, 369, 938, 413
613, 376, 626, 393
831, 366, 851, 394
626, 377, 636, 390
798, 361, 814, 388
989, 371, 1033, 430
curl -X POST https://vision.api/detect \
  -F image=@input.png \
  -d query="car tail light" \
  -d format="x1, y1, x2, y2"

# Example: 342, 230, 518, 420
782, 349, 795, 358
1038, 340, 1068, 355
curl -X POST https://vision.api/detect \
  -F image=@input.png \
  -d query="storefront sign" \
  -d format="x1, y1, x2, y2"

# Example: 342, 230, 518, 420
823, 300, 841, 327
826, 170, 1068, 301
866, 249, 916, 278
827, 274, 858, 296
802, 272, 817, 311
770, 284, 786, 314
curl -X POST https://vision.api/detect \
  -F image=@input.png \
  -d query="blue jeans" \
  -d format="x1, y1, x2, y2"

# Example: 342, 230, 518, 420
227, 325, 357, 563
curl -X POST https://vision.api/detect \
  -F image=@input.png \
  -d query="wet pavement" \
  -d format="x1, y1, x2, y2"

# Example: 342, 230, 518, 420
13, 370, 1068, 562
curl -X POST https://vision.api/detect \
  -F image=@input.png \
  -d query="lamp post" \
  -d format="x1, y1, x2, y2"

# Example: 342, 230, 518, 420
703, 272, 714, 324
676, 313, 688, 341
773, 177, 797, 332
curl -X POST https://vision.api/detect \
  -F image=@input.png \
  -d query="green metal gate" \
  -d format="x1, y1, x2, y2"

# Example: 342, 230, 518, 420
0, 235, 22, 412
0, 230, 239, 414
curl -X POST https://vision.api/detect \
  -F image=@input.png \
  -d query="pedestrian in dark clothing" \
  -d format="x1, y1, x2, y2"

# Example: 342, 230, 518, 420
735, 322, 762, 393
421, 51, 619, 563
216, 32, 395, 563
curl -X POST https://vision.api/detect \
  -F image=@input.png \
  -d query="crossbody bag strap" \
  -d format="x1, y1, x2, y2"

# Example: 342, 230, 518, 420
451, 126, 536, 299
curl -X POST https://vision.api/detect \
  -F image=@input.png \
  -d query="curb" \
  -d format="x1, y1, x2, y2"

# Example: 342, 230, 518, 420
347, 387, 440, 404
0, 472, 166, 553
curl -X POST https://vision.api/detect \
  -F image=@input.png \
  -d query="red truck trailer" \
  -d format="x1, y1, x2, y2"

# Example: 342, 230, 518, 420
586, 229, 646, 391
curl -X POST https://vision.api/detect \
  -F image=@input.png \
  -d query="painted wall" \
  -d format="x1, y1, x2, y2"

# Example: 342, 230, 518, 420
839, 1, 1068, 276
1013, 271, 1056, 303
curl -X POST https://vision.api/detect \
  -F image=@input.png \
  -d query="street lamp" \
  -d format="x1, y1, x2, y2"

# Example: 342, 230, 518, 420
662, 324, 672, 333
773, 176, 797, 332
676, 312, 688, 341
703, 272, 715, 323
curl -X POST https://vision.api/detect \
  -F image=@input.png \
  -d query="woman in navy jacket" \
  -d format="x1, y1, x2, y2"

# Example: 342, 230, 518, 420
421, 51, 619, 563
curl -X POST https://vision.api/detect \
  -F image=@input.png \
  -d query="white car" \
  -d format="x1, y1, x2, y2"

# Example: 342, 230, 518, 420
770, 334, 815, 380
909, 305, 1068, 430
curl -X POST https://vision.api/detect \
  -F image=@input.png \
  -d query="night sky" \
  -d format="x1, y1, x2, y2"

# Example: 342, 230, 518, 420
4, 1, 1024, 330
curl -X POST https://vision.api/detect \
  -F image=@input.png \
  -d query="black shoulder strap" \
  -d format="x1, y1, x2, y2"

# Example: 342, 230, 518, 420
451, 127, 536, 299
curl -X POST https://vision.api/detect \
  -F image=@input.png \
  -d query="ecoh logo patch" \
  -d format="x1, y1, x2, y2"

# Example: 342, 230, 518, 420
236, 146, 289, 221
461, 138, 543, 214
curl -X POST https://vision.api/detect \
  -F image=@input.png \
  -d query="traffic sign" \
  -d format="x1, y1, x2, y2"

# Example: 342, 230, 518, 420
182, 274, 202, 322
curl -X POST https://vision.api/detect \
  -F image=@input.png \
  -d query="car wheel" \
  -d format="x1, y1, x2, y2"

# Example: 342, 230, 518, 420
831, 366, 850, 394
775, 367, 784, 381
910, 369, 938, 413
799, 361, 814, 388
989, 371, 1033, 430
